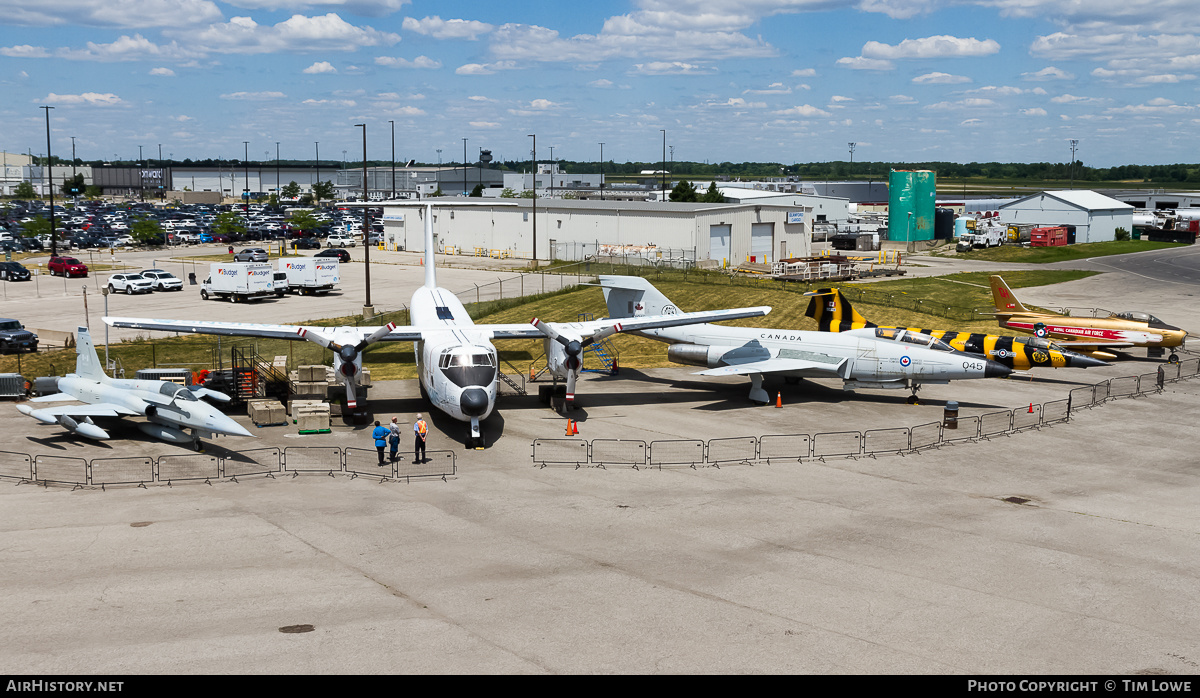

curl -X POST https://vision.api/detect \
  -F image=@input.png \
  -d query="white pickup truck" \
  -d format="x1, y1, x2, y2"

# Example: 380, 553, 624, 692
200, 262, 273, 303
276, 258, 339, 295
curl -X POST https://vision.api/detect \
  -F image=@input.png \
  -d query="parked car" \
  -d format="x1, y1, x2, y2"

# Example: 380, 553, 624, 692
315, 248, 351, 263
140, 269, 184, 291
48, 255, 88, 277
326, 234, 356, 248
0, 318, 37, 354
0, 261, 31, 281
294, 237, 321, 249
233, 247, 269, 262
108, 272, 154, 295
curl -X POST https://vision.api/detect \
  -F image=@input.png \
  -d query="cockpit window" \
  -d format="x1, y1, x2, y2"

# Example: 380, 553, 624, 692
472, 353, 495, 366
159, 383, 197, 401
1112, 311, 1161, 324
900, 332, 934, 347
874, 328, 900, 340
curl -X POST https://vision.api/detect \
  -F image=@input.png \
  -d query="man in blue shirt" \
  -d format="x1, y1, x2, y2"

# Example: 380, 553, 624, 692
371, 420, 390, 465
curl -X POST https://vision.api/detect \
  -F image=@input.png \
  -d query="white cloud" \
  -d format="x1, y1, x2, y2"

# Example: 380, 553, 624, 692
836, 56, 894, 70
486, 20, 774, 65
1106, 100, 1194, 114
912, 72, 970, 84
223, 0, 408, 16
4, 0, 223, 28
303, 60, 337, 74
401, 16, 493, 40
1020, 107, 1048, 116
302, 98, 356, 106
1022, 66, 1074, 81
149, 67, 175, 76
54, 34, 202, 62
925, 98, 995, 109
830, 95, 855, 102
772, 104, 832, 117
1051, 93, 1104, 104
40, 92, 124, 105
1, 45, 50, 58
960, 118, 983, 126
467, 95, 492, 102
390, 106, 425, 115
220, 91, 287, 100
632, 61, 713, 75
181, 14, 401, 55
455, 61, 516, 75
743, 82, 790, 94
1138, 73, 1194, 83
889, 94, 918, 104
375, 55, 440, 69
589, 78, 614, 88
528, 99, 559, 110
862, 35, 1000, 60
963, 85, 1026, 96
791, 68, 816, 77
469, 121, 501, 128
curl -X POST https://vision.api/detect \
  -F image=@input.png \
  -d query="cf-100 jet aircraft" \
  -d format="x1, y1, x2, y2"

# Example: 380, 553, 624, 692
599, 275, 1012, 404
107, 204, 769, 447
804, 287, 1109, 371
17, 327, 250, 448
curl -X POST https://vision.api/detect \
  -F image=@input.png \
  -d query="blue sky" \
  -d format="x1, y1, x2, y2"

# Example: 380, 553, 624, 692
2, 0, 1198, 168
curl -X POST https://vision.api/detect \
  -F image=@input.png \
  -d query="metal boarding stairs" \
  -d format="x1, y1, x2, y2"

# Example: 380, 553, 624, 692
230, 345, 297, 404
577, 313, 619, 374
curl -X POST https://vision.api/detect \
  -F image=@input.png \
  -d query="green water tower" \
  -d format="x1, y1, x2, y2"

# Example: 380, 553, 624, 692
887, 169, 937, 241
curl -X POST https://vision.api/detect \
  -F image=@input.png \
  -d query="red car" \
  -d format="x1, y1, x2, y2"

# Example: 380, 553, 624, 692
48, 255, 88, 277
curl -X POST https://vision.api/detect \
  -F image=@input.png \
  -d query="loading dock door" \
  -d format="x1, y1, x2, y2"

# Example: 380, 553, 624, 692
709, 224, 731, 264
751, 222, 774, 263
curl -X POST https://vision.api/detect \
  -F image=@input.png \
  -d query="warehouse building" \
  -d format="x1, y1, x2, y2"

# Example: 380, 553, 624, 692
998, 190, 1134, 243
380, 199, 812, 266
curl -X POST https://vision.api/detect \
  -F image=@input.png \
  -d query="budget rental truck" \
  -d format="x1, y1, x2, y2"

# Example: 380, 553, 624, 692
276, 258, 339, 295
200, 262, 274, 302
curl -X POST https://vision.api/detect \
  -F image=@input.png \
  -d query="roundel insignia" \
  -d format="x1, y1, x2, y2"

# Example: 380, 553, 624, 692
995, 349, 1008, 358
1034, 322, 1048, 338
662, 304, 679, 315
1032, 351, 1049, 363
900, 355, 911, 367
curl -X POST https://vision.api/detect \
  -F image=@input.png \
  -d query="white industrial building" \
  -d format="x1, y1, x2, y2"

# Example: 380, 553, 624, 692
716, 186, 851, 228
998, 190, 1134, 243
380, 199, 812, 265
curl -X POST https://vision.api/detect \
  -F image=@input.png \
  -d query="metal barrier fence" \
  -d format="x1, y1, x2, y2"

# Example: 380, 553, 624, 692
530, 371, 1198, 468
0, 445, 455, 488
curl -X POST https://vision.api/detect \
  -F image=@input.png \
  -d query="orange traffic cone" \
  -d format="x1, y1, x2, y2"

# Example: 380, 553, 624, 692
1028, 403, 1034, 413
572, 420, 579, 435
775, 391, 782, 408
565, 419, 574, 436
529, 366, 535, 382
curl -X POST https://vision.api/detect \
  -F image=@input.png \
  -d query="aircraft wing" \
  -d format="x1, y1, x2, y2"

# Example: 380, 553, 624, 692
22, 402, 138, 417
694, 356, 847, 377
1046, 340, 1136, 349
482, 306, 772, 340
104, 317, 427, 342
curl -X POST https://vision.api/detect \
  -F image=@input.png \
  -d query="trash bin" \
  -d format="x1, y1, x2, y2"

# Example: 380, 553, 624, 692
188, 272, 197, 285
228, 245, 234, 254
943, 400, 959, 430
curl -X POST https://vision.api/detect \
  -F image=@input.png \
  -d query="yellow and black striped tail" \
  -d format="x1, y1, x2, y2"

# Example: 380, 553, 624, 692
804, 288, 876, 332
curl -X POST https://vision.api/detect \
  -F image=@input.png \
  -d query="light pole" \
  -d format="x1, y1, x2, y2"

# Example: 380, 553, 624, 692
41, 105, 56, 256
848, 142, 856, 178
1069, 139, 1079, 189
528, 134, 536, 261
275, 141, 280, 202
389, 120, 395, 200
242, 141, 249, 213
138, 144, 144, 202
549, 145, 555, 199
314, 141, 320, 200
598, 142, 604, 201
462, 137, 468, 195
660, 129, 666, 201
356, 123, 372, 317
158, 143, 164, 199
70, 136, 76, 179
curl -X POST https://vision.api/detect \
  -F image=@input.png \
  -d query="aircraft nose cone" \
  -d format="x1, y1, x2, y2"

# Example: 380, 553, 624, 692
1068, 353, 1109, 369
211, 410, 253, 437
985, 360, 1013, 378
460, 388, 488, 417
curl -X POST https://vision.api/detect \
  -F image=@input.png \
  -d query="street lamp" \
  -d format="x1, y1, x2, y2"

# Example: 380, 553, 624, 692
1069, 139, 1079, 189
389, 120, 395, 200
314, 141, 320, 198
242, 141, 249, 213
41, 105, 57, 256
598, 142, 604, 201
356, 123, 373, 317
848, 142, 856, 177
549, 145, 555, 199
275, 141, 280, 202
158, 143, 164, 199
528, 134, 536, 261
462, 137, 468, 196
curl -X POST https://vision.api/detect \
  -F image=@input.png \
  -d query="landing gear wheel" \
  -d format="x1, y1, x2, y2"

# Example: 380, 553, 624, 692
1169, 353, 1180, 364
906, 394, 920, 405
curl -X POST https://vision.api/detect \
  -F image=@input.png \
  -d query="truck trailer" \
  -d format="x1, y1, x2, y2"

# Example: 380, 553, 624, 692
276, 258, 339, 295
200, 262, 273, 302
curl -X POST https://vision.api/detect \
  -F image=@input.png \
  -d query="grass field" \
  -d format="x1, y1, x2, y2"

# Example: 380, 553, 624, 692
0, 268, 1096, 381
941, 240, 1185, 263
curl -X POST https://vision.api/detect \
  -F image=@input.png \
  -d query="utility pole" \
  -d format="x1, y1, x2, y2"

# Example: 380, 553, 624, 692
70, 136, 76, 180
1069, 139, 1079, 189
158, 143, 163, 199
314, 141, 320, 200
138, 144, 144, 201
462, 137, 468, 196
242, 141, 249, 213
549, 146, 555, 199
389, 120, 395, 200
660, 129, 666, 201
275, 142, 280, 203
848, 142, 856, 177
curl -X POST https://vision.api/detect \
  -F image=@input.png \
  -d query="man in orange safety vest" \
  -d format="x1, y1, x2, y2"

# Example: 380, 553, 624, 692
413, 414, 428, 464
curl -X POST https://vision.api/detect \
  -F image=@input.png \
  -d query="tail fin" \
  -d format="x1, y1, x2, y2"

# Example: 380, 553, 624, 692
598, 275, 681, 318
989, 275, 1028, 314
422, 203, 436, 290
804, 288, 875, 332
74, 327, 106, 381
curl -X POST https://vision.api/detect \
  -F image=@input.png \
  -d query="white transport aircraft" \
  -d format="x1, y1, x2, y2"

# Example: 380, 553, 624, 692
106, 204, 770, 447
599, 275, 1013, 404
17, 327, 251, 448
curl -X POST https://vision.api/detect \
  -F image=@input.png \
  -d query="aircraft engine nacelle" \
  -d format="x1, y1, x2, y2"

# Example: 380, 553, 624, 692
138, 422, 193, 445
666, 343, 732, 368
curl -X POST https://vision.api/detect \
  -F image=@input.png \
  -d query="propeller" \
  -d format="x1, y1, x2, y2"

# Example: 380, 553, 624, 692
530, 319, 623, 408
295, 323, 395, 409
